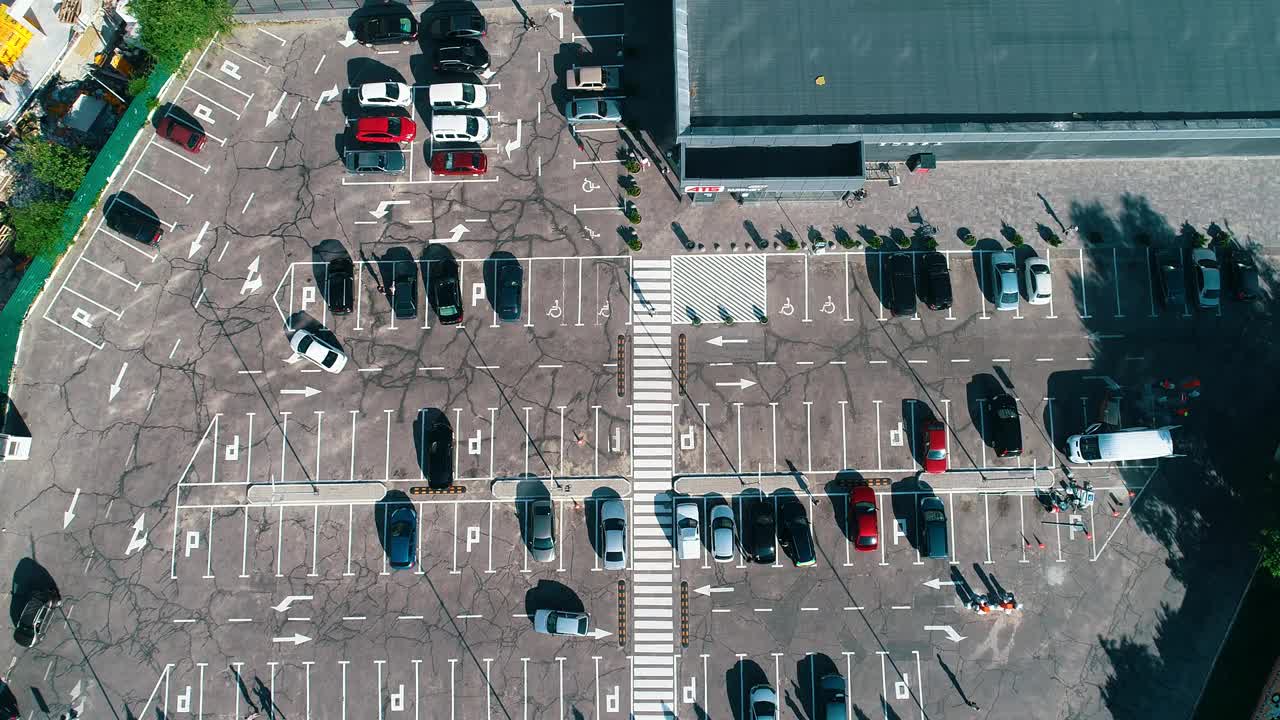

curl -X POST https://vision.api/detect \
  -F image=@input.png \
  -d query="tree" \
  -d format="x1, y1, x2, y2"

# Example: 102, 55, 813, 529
15, 139, 91, 193
129, 0, 233, 70
10, 200, 70, 258
1260, 528, 1280, 579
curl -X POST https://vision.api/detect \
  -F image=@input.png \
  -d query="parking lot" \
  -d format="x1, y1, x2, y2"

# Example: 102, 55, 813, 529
2, 2, 1271, 720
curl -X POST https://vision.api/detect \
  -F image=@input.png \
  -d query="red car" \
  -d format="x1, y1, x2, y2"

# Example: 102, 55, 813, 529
924, 420, 948, 473
156, 116, 206, 154
850, 485, 878, 552
430, 150, 488, 176
355, 116, 417, 144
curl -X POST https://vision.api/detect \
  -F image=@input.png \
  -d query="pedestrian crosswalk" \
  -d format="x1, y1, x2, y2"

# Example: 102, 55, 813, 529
671, 254, 768, 325
628, 258, 676, 719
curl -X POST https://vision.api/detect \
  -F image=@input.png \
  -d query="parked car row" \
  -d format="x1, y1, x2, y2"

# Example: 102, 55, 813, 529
563, 63, 623, 124
344, 81, 493, 175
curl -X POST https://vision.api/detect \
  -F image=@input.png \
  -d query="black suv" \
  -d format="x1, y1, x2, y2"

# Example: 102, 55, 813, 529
430, 261, 464, 325
778, 502, 816, 567
887, 253, 917, 316
434, 40, 491, 73
922, 252, 953, 310
1152, 248, 1185, 309
428, 9, 486, 38
391, 261, 418, 319
355, 9, 418, 46
493, 257, 523, 322
424, 414, 453, 487
14, 590, 61, 648
326, 257, 354, 315
989, 392, 1022, 458
1225, 247, 1263, 301
105, 200, 162, 246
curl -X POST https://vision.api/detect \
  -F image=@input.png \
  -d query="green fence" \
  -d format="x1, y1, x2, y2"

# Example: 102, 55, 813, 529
0, 66, 174, 393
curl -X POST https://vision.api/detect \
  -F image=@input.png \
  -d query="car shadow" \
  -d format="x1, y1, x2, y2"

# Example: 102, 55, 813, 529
514, 476, 551, 556
795, 653, 840, 720
862, 243, 889, 311
9, 558, 58, 627
972, 237, 1003, 304
727, 658, 769, 720
1046, 369, 1098, 450
523, 579, 583, 624
737, 488, 767, 561
773, 488, 802, 565
373, 489, 413, 561
826, 469, 864, 542
901, 399, 931, 466
586, 486, 621, 562
152, 102, 204, 134
966, 373, 1001, 451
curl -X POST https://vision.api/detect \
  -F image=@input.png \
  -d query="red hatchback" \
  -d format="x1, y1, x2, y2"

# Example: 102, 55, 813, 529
156, 116, 206, 154
355, 116, 417, 144
850, 485, 878, 552
431, 150, 488, 176
924, 421, 948, 473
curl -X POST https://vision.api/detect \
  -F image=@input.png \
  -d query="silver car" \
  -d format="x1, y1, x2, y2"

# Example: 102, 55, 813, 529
1024, 257, 1052, 305
529, 499, 555, 563
710, 504, 735, 563
1192, 247, 1220, 308
601, 499, 627, 570
991, 250, 1019, 311
675, 501, 700, 561
533, 609, 589, 636
749, 684, 777, 720
819, 673, 848, 720
565, 98, 622, 124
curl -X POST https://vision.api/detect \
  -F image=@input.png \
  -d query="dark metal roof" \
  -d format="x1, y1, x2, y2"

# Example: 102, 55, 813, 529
684, 0, 1280, 128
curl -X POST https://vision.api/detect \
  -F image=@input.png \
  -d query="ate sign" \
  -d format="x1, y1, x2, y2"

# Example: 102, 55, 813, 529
683, 185, 725, 193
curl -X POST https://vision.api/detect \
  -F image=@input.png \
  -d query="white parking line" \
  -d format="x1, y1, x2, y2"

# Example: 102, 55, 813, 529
194, 68, 253, 100
148, 139, 212, 173
130, 168, 193, 202
80, 257, 141, 290
182, 87, 243, 119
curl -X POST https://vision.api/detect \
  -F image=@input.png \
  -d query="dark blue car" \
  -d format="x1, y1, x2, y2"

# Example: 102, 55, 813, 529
387, 506, 417, 570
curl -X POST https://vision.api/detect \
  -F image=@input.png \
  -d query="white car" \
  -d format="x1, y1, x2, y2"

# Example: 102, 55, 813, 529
601, 499, 627, 570
429, 114, 491, 144
675, 502, 700, 561
533, 609, 589, 636
1192, 247, 1220, 309
565, 98, 622, 124
1024, 257, 1052, 305
289, 329, 348, 373
358, 82, 413, 109
427, 82, 487, 110
710, 504, 735, 563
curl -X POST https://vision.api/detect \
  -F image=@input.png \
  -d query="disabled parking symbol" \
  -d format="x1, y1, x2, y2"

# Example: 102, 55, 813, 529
779, 298, 795, 316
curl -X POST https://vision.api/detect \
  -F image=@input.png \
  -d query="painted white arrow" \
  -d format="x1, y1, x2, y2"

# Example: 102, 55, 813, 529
923, 625, 967, 643
504, 118, 522, 159
241, 256, 263, 295
339, 30, 357, 48
272, 633, 312, 645
265, 91, 287, 126
281, 387, 321, 398
63, 488, 81, 529
429, 224, 470, 244
370, 200, 409, 219
272, 595, 314, 613
692, 584, 734, 596
314, 84, 340, 112
547, 8, 563, 38
922, 578, 960, 590
479, 68, 497, 81
109, 362, 128, 401
125, 514, 147, 556
706, 336, 748, 347
589, 627, 613, 640
188, 220, 210, 259
714, 378, 757, 391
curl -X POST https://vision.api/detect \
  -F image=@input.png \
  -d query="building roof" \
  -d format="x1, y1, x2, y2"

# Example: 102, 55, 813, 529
683, 0, 1280, 129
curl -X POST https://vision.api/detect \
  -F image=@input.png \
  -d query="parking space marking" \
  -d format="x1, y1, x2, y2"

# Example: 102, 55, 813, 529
148, 138, 212, 173
130, 168, 193, 202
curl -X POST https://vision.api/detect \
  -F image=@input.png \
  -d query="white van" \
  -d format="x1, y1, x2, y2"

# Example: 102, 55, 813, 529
1066, 425, 1178, 464
430, 114, 491, 144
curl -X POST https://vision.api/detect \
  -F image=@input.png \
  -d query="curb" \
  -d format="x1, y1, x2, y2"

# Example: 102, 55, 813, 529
246, 481, 387, 505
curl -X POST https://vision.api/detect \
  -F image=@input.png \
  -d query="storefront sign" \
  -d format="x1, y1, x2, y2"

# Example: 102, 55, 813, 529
683, 185, 725, 193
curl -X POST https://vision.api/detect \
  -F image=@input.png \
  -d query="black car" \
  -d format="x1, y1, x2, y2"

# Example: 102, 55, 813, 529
105, 200, 162, 246
392, 261, 418, 319
428, 9, 486, 38
14, 590, 60, 648
355, 10, 418, 46
434, 40, 491, 73
922, 252, 953, 310
1225, 247, 1263, 301
425, 415, 453, 487
989, 392, 1022, 458
748, 501, 776, 564
326, 257, 354, 315
1152, 248, 1186, 309
778, 502, 816, 567
386, 506, 417, 569
430, 263, 464, 325
493, 258, 523, 322
345, 147, 406, 175
887, 253, 917, 316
